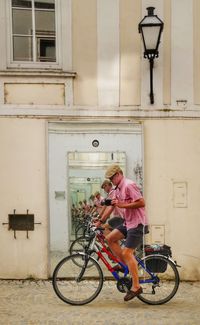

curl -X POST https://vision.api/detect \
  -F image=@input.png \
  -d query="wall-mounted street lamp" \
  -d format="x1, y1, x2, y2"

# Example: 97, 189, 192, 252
138, 7, 164, 104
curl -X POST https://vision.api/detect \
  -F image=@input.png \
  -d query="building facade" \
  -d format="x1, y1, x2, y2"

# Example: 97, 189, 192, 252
0, 0, 200, 280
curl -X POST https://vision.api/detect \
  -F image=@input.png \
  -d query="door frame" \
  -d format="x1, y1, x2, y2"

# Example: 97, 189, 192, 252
48, 121, 144, 272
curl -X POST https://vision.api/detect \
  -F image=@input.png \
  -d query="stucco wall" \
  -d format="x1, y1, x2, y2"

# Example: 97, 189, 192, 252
144, 120, 200, 280
72, 0, 98, 106
0, 118, 200, 280
0, 118, 48, 279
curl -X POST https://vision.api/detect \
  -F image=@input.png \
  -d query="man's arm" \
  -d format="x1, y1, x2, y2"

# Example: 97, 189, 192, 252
99, 205, 115, 223
98, 205, 106, 217
93, 205, 115, 226
112, 198, 145, 209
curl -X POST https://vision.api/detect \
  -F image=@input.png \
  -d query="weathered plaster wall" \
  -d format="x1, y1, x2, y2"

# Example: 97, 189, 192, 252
0, 118, 48, 278
144, 119, 200, 280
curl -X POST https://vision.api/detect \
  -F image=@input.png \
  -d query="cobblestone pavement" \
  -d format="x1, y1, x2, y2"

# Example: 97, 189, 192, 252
0, 280, 200, 325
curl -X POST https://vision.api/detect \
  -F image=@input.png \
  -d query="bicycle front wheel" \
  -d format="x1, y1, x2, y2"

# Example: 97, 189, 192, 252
69, 235, 92, 255
69, 236, 99, 266
75, 224, 86, 238
52, 253, 104, 305
138, 255, 180, 305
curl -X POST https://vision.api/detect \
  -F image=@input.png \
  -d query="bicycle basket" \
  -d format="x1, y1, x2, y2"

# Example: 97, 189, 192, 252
145, 258, 167, 273
144, 244, 172, 273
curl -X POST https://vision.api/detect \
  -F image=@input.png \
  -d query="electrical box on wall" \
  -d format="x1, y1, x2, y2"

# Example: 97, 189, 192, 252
151, 225, 165, 244
173, 181, 188, 208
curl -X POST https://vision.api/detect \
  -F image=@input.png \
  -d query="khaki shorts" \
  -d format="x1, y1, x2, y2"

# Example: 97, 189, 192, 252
108, 216, 124, 229
117, 224, 149, 249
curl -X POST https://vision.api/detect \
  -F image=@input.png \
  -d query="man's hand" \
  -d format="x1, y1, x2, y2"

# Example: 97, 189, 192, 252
111, 198, 124, 207
93, 219, 102, 228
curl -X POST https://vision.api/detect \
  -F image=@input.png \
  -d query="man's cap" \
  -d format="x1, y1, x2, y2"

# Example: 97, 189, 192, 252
105, 164, 122, 179
101, 179, 112, 189
94, 191, 100, 196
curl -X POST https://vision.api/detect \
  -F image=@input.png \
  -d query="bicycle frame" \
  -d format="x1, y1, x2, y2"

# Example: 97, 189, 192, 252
89, 229, 159, 284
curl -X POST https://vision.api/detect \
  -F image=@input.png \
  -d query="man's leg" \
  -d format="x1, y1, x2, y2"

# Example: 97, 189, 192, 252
102, 223, 112, 237
106, 229, 125, 262
122, 248, 140, 291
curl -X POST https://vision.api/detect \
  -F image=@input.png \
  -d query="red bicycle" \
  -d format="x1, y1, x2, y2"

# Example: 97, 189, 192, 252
52, 226, 180, 305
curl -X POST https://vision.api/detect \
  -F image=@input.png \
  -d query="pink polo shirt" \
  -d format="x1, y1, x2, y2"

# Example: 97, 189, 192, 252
115, 177, 148, 230
108, 189, 124, 218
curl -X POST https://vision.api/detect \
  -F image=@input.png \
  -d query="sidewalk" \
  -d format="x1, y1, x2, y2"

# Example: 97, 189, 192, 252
0, 280, 200, 325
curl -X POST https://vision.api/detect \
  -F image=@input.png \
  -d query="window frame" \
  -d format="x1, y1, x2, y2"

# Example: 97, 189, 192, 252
36, 31, 56, 62
6, 0, 71, 70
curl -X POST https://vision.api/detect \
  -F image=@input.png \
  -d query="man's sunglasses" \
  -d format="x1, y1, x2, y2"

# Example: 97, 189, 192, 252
109, 173, 117, 181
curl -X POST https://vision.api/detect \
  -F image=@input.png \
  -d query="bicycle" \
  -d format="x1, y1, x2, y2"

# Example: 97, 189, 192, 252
69, 211, 126, 254
69, 220, 126, 265
73, 211, 100, 238
52, 226, 180, 306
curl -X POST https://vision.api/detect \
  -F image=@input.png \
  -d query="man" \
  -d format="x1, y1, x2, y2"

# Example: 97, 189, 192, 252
97, 164, 148, 302
98, 179, 124, 232
82, 199, 90, 213
93, 191, 104, 214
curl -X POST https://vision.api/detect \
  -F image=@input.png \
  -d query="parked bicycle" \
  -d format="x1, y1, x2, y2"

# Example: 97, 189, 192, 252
73, 209, 99, 239
52, 225, 180, 306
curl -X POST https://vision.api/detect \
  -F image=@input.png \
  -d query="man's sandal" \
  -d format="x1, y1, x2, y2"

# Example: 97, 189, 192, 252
124, 287, 143, 301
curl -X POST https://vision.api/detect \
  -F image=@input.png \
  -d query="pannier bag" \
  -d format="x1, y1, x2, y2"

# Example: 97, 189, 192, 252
144, 244, 172, 273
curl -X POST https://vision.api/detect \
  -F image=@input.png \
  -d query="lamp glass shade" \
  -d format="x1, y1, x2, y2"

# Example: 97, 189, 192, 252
141, 25, 161, 50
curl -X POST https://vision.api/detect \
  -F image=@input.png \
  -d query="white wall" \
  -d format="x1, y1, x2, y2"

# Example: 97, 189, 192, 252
144, 120, 200, 280
97, 0, 119, 106
0, 118, 48, 278
171, 0, 193, 108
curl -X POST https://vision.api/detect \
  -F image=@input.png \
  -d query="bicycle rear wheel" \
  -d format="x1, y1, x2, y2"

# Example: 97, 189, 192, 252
52, 253, 104, 305
138, 255, 179, 305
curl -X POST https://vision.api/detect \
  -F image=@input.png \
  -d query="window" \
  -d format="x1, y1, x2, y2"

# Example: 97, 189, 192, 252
11, 0, 56, 62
